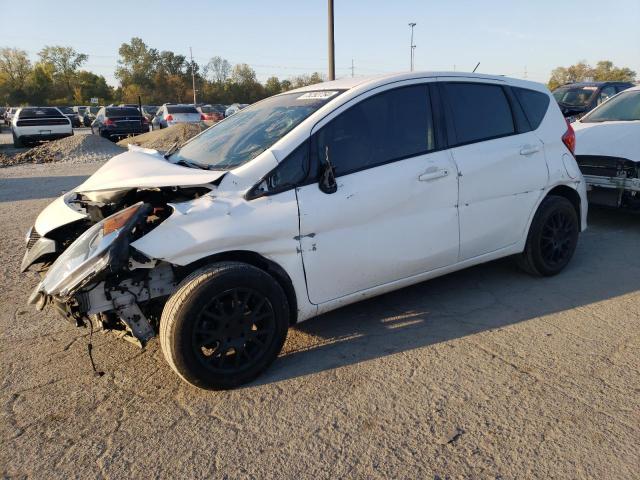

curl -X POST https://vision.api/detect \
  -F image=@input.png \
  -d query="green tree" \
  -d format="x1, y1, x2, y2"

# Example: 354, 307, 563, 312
205, 56, 231, 84
264, 76, 282, 96
115, 38, 159, 93
38, 46, 88, 100
548, 60, 636, 90
0, 47, 32, 104
73, 70, 113, 104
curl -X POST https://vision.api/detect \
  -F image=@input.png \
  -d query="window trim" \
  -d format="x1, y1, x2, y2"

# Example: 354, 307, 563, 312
439, 81, 522, 148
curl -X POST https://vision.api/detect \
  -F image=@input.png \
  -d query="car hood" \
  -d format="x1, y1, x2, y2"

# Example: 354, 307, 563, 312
34, 146, 225, 235
573, 121, 640, 162
76, 146, 225, 193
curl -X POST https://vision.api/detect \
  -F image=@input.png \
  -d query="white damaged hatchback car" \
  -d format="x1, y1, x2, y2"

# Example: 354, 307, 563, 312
24, 72, 587, 389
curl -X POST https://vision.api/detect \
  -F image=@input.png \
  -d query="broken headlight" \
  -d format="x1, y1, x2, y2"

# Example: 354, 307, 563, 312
37, 203, 146, 298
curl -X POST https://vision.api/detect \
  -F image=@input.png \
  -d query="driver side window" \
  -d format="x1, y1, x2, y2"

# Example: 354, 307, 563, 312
314, 84, 435, 177
597, 86, 616, 105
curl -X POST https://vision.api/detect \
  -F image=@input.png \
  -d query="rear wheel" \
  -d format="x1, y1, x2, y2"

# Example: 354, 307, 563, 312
160, 262, 289, 390
518, 195, 579, 276
12, 132, 23, 148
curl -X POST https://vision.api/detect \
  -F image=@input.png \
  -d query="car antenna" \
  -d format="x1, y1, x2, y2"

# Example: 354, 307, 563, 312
472, 62, 480, 73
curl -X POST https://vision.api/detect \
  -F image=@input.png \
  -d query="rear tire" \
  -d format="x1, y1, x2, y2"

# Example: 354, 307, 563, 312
517, 195, 579, 276
12, 132, 23, 148
160, 262, 290, 390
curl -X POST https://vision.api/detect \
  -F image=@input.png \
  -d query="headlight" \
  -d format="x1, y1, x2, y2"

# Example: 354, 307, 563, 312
39, 203, 145, 298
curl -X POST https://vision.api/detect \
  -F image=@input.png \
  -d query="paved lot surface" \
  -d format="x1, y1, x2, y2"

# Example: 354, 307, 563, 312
1, 161, 639, 479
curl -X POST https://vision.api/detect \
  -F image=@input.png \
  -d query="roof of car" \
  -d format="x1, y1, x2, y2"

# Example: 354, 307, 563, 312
286, 71, 546, 94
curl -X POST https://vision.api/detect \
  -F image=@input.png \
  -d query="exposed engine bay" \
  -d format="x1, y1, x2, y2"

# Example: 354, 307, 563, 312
577, 155, 640, 209
25, 184, 214, 346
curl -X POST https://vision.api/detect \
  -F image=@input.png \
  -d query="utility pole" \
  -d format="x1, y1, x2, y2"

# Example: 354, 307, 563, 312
328, 0, 335, 80
351, 58, 354, 77
190, 46, 197, 105
408, 22, 416, 71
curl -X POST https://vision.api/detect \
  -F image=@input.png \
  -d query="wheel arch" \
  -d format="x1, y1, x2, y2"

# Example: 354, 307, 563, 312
177, 250, 298, 325
546, 184, 582, 230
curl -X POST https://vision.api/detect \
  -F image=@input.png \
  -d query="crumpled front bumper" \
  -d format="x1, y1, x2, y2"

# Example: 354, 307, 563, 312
21, 226, 57, 272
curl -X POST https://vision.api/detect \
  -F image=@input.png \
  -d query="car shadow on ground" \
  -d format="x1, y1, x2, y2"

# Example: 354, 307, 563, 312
0, 175, 90, 202
255, 207, 640, 386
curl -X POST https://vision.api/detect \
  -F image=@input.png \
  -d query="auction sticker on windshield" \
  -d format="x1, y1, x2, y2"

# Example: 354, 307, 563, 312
297, 91, 339, 100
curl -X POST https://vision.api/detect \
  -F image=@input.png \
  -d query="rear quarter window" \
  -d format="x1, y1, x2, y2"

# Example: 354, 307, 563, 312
443, 83, 515, 145
513, 87, 550, 130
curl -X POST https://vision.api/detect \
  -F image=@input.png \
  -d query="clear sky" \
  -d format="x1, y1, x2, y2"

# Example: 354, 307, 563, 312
2, 0, 639, 86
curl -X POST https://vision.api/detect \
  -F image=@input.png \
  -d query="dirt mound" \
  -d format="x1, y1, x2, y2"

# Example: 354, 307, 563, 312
117, 123, 210, 151
1, 134, 125, 168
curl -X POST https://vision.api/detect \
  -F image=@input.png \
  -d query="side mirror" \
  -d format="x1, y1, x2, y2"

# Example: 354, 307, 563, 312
318, 145, 337, 194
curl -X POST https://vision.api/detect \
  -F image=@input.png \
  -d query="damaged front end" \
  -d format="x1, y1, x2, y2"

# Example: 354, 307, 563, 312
28, 202, 177, 346
577, 155, 640, 209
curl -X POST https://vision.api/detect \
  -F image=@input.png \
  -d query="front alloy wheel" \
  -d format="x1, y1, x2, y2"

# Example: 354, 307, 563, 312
160, 262, 289, 390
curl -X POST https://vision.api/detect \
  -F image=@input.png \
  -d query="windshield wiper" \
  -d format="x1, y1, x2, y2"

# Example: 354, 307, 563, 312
163, 142, 179, 159
174, 158, 211, 170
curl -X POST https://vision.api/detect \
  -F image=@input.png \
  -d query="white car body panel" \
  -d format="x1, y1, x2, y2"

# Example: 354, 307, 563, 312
34, 194, 88, 236
75, 147, 225, 193
573, 121, 640, 161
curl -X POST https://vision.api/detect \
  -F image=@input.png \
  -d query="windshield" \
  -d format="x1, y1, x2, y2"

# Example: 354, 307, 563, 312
58, 106, 73, 114
170, 90, 341, 170
106, 107, 141, 117
552, 86, 598, 107
89, 107, 100, 114
581, 90, 640, 122
20, 107, 64, 118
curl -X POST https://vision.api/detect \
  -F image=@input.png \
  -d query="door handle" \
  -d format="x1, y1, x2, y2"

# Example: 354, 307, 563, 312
418, 167, 449, 182
519, 144, 541, 156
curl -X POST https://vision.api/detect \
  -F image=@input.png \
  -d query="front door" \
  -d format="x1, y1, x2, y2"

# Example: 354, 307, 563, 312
295, 82, 460, 305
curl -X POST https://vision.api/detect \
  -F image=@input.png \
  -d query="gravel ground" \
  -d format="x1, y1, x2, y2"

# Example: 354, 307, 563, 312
117, 123, 210, 151
1, 161, 639, 479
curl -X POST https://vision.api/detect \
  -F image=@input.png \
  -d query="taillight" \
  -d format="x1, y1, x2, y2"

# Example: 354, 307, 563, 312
104, 118, 115, 126
142, 117, 149, 124
201, 114, 206, 120
562, 120, 576, 157
166, 114, 174, 122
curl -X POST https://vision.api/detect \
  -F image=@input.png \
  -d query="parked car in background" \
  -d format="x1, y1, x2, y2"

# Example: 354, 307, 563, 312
24, 72, 586, 390
81, 106, 101, 127
225, 103, 248, 117
91, 106, 148, 141
151, 104, 202, 129
57, 106, 81, 128
141, 105, 159, 122
11, 106, 72, 147
119, 103, 141, 109
573, 86, 640, 209
0, 107, 6, 120
4, 107, 17, 125
552, 81, 634, 123
197, 104, 224, 122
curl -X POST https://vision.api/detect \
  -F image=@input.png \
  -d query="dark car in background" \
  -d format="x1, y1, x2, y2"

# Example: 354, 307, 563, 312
552, 81, 634, 122
91, 106, 149, 141
57, 106, 82, 128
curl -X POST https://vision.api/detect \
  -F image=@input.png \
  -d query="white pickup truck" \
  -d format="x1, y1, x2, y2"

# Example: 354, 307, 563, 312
11, 107, 73, 147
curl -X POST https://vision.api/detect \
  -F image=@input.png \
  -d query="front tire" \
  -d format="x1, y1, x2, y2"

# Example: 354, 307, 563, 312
518, 195, 579, 276
12, 132, 23, 148
160, 262, 290, 390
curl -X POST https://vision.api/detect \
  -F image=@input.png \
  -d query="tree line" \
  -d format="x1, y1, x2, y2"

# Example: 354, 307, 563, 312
0, 37, 325, 106
1, 37, 636, 106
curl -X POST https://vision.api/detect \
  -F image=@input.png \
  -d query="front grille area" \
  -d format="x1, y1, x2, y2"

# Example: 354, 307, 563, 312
27, 228, 40, 249
576, 155, 639, 179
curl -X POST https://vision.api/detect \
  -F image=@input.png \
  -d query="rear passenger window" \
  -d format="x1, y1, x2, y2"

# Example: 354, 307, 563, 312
444, 83, 515, 145
315, 85, 435, 177
513, 87, 550, 130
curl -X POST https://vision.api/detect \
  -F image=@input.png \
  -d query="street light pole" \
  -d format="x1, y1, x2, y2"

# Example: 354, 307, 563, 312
408, 22, 416, 71
328, 0, 335, 80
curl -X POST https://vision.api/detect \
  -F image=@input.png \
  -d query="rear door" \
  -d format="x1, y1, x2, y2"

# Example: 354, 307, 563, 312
296, 81, 460, 304
439, 80, 548, 260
